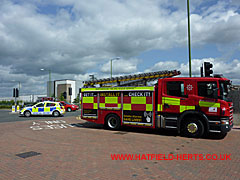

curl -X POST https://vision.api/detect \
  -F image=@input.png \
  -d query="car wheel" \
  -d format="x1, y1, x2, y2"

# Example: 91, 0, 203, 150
53, 111, 60, 117
106, 114, 121, 130
24, 111, 31, 117
182, 118, 204, 138
67, 107, 72, 112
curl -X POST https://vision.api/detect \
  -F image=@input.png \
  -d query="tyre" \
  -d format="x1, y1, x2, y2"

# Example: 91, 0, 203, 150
182, 118, 204, 138
53, 110, 60, 117
24, 111, 31, 117
106, 114, 121, 130
67, 107, 72, 112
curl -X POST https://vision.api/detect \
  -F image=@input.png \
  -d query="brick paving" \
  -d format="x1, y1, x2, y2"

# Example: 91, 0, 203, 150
0, 116, 239, 180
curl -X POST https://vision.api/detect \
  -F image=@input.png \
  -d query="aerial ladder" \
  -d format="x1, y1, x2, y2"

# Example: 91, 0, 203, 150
83, 70, 181, 87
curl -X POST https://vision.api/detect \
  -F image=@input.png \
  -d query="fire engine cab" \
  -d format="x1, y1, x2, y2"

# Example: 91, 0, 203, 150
80, 70, 233, 138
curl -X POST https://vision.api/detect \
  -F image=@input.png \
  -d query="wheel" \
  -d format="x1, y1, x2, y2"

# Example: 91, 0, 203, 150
24, 111, 31, 117
182, 118, 204, 138
53, 111, 60, 117
106, 114, 121, 130
67, 107, 72, 112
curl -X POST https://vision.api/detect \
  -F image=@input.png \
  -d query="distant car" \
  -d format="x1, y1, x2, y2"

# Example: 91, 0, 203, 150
19, 101, 65, 117
59, 101, 79, 112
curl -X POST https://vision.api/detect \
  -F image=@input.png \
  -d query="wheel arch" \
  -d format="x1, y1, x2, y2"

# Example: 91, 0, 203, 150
24, 109, 31, 113
52, 109, 61, 115
53, 109, 61, 112
178, 111, 209, 134
104, 113, 121, 125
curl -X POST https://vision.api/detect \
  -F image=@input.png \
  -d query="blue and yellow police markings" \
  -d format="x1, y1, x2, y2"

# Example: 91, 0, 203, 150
20, 102, 64, 116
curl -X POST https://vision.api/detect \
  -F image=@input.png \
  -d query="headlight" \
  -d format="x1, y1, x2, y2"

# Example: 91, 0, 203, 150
221, 120, 229, 125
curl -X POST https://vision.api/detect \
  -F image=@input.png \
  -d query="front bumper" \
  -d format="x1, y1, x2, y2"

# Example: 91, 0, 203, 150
221, 123, 233, 133
209, 117, 233, 133
19, 111, 25, 116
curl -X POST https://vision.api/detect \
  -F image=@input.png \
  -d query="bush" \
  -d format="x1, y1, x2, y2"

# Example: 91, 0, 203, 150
0, 100, 25, 106
0, 105, 12, 109
73, 95, 80, 103
0, 100, 14, 105
59, 93, 66, 101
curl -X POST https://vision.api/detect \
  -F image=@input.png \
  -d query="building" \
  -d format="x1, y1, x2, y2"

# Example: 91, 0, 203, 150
0, 94, 47, 102
47, 79, 81, 103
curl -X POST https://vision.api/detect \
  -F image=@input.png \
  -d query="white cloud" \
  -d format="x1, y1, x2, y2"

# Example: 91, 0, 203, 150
100, 58, 139, 75
0, 0, 240, 96
146, 58, 240, 84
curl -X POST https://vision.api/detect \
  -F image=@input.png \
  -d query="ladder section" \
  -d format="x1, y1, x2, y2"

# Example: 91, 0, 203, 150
83, 70, 181, 87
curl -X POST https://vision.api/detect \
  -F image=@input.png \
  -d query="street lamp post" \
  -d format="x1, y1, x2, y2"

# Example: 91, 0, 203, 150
41, 69, 52, 97
187, 0, 192, 77
110, 57, 120, 78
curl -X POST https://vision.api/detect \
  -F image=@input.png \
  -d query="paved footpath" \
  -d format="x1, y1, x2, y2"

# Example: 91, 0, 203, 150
0, 116, 240, 180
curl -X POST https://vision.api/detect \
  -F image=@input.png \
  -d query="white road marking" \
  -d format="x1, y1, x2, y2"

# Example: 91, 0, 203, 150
30, 120, 74, 130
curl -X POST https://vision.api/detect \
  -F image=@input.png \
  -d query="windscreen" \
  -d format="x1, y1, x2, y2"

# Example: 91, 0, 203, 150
220, 81, 232, 102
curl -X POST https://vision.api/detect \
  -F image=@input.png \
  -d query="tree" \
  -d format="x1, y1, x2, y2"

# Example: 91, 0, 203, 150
59, 93, 66, 101
73, 94, 80, 103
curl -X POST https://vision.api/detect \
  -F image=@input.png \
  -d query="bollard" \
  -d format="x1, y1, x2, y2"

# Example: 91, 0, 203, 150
12, 106, 16, 112
17, 105, 20, 112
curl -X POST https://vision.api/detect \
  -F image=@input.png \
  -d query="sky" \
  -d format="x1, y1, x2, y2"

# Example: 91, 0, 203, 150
0, 0, 240, 97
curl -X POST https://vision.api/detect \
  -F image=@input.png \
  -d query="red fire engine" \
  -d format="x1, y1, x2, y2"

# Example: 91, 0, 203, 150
80, 69, 233, 138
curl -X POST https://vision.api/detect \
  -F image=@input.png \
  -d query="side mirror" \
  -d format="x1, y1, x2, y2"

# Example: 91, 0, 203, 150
33, 106, 36, 108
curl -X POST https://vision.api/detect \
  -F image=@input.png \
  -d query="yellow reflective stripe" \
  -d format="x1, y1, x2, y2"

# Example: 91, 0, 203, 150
105, 97, 118, 104
131, 97, 146, 104
123, 104, 131, 110
180, 106, 195, 113
32, 108, 38, 112
82, 97, 94, 103
199, 101, 220, 108
93, 103, 98, 109
99, 103, 121, 109
157, 104, 163, 111
146, 104, 153, 111
99, 103, 105, 108
81, 86, 154, 92
45, 107, 50, 112
163, 97, 180, 105
186, 106, 195, 110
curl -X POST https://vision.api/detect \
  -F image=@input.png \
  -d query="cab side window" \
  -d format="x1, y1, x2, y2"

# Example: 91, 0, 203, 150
166, 81, 185, 97
46, 103, 55, 107
36, 103, 44, 107
198, 81, 217, 98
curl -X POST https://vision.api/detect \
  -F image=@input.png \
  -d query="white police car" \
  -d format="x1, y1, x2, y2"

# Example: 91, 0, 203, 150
20, 101, 65, 117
